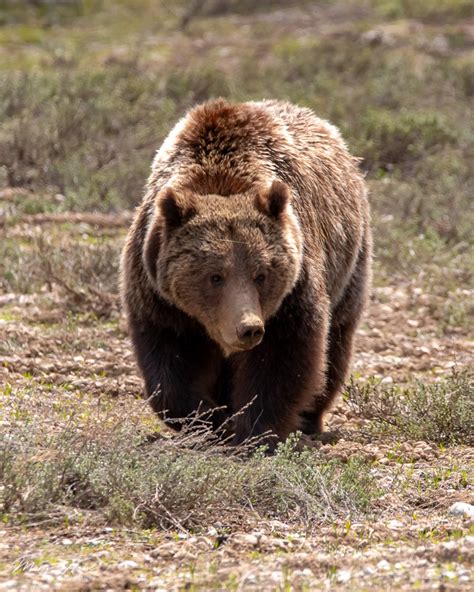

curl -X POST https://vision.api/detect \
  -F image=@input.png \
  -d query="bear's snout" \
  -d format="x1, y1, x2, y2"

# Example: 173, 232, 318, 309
236, 317, 265, 349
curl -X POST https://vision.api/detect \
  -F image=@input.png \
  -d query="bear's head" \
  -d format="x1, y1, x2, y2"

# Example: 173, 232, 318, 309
144, 180, 303, 356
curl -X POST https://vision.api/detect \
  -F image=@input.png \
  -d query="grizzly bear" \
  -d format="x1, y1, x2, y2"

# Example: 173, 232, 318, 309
120, 99, 371, 450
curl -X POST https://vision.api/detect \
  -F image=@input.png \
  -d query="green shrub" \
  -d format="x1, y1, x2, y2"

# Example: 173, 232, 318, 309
360, 110, 458, 169
373, 0, 474, 21
346, 371, 474, 445
0, 386, 379, 529
0, 229, 121, 299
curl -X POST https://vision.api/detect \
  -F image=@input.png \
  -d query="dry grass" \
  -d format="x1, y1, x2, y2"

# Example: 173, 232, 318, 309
0, 227, 121, 315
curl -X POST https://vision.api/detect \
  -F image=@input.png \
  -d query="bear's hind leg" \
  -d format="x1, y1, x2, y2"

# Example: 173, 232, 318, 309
301, 237, 371, 435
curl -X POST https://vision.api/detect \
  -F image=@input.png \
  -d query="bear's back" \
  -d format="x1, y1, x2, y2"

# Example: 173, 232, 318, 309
250, 99, 345, 149
250, 100, 369, 300
148, 99, 368, 304
153, 98, 365, 214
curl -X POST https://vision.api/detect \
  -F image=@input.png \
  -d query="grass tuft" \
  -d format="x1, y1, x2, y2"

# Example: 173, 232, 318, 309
361, 110, 458, 169
0, 229, 121, 314
345, 370, 474, 445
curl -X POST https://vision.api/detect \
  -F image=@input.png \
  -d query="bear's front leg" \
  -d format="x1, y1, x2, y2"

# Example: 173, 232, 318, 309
230, 283, 328, 452
130, 319, 229, 431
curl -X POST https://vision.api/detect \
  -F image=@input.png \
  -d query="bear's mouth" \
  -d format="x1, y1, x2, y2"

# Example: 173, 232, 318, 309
223, 344, 255, 357
219, 336, 264, 357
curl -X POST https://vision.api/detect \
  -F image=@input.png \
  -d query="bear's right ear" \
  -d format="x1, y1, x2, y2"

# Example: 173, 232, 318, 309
158, 187, 196, 230
143, 188, 196, 284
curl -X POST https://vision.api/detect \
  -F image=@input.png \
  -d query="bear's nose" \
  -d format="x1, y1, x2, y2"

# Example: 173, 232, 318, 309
236, 320, 265, 348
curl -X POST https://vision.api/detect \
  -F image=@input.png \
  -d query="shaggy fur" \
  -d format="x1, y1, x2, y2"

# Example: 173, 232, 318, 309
120, 99, 371, 450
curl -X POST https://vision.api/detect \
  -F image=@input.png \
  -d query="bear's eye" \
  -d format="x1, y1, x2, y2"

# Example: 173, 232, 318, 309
255, 273, 266, 286
210, 274, 224, 286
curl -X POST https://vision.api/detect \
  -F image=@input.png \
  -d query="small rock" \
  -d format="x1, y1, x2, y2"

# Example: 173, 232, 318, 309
150, 543, 176, 558
361, 29, 393, 46
118, 560, 139, 569
449, 502, 474, 518
377, 559, 390, 570
270, 572, 282, 582
174, 550, 194, 560
441, 541, 457, 551
273, 538, 288, 549
0, 581, 19, 590
239, 534, 259, 546
429, 35, 449, 55
443, 570, 457, 580
336, 569, 351, 583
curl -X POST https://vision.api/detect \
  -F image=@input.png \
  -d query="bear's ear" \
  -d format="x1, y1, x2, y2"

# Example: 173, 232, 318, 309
158, 187, 196, 229
143, 188, 195, 284
256, 180, 291, 220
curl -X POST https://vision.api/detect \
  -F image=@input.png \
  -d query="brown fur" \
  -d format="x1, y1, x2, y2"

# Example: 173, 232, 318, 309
120, 99, 371, 450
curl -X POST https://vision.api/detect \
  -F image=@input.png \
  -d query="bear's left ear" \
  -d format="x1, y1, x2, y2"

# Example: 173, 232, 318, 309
255, 180, 291, 220
158, 187, 196, 229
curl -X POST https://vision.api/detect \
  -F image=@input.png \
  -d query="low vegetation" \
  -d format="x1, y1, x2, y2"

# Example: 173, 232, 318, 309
0, 385, 378, 530
346, 370, 474, 445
